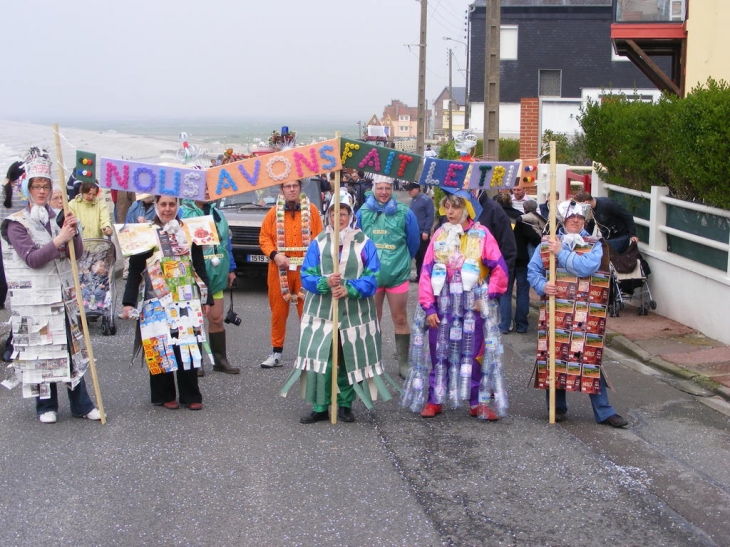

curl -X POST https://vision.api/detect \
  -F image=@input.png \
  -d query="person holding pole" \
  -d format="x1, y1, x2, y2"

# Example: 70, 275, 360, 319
0, 150, 101, 424
526, 199, 628, 428
280, 191, 397, 423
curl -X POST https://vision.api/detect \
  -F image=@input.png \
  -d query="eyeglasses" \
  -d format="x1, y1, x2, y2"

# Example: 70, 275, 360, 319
282, 184, 300, 190
30, 185, 51, 191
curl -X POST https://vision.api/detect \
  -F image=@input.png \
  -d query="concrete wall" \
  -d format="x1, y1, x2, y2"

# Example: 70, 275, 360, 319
685, 0, 730, 92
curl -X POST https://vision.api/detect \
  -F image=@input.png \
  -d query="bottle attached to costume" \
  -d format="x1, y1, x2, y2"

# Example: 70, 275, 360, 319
402, 222, 508, 417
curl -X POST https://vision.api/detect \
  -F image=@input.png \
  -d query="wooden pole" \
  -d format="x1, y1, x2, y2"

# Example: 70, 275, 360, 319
52, 124, 106, 424
330, 132, 341, 424
548, 141, 557, 425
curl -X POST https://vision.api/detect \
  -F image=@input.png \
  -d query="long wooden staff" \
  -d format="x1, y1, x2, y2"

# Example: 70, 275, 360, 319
53, 124, 106, 424
330, 132, 341, 424
548, 141, 557, 425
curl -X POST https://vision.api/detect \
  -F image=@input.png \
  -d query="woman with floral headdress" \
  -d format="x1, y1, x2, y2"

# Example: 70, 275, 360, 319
1, 150, 101, 424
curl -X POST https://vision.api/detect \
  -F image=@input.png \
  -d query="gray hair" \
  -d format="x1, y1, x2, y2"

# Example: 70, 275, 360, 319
523, 199, 538, 214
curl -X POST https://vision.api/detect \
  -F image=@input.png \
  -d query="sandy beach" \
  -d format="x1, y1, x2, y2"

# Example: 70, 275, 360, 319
0, 120, 193, 181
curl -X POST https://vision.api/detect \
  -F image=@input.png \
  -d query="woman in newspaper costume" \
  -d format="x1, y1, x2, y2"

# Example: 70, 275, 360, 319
281, 191, 399, 423
121, 196, 214, 410
0, 150, 101, 424
407, 190, 509, 421
526, 199, 628, 428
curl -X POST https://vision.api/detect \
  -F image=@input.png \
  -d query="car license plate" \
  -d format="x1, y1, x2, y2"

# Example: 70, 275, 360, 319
248, 254, 269, 263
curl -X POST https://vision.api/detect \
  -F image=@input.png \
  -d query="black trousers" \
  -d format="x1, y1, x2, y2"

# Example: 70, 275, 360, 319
0, 239, 7, 306
414, 237, 430, 280
149, 345, 202, 405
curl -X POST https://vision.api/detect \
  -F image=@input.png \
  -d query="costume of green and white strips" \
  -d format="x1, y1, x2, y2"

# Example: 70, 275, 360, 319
280, 227, 400, 409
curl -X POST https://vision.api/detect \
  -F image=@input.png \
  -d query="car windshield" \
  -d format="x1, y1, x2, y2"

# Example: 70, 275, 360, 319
218, 178, 322, 210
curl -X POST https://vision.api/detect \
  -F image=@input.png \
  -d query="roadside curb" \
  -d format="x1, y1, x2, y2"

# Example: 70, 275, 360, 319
607, 334, 730, 403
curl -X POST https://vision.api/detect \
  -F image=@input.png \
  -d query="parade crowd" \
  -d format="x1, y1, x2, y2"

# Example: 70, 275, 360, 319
1, 150, 633, 429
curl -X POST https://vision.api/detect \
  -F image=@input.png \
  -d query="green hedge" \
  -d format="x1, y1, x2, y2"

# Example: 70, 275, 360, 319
579, 78, 730, 210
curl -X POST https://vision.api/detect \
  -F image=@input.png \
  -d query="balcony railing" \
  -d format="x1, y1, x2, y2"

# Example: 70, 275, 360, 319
614, 0, 686, 23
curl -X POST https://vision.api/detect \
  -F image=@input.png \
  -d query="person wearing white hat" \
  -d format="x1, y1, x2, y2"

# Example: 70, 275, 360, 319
0, 150, 101, 424
527, 199, 628, 428
282, 191, 397, 423
356, 175, 420, 379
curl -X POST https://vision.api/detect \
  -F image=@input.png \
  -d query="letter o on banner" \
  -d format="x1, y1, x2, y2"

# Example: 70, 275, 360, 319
133, 167, 156, 192
266, 156, 292, 182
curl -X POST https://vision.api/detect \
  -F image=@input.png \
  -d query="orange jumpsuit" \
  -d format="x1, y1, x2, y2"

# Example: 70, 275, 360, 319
259, 201, 324, 350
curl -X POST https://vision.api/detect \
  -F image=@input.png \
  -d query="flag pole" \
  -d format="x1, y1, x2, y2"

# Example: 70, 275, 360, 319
548, 141, 557, 425
330, 132, 341, 424
52, 124, 106, 424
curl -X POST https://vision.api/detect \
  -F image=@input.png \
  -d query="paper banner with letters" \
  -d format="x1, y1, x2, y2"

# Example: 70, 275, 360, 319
100, 159, 206, 201
206, 138, 341, 200
339, 138, 421, 181
418, 158, 522, 191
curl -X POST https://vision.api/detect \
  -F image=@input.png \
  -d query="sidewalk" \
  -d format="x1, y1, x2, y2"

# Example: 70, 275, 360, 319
603, 302, 730, 401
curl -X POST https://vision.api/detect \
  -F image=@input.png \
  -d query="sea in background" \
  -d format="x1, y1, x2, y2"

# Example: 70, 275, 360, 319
0, 117, 364, 174
52, 117, 362, 155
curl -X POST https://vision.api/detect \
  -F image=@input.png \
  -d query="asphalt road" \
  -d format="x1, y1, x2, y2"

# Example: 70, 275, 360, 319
1, 277, 729, 547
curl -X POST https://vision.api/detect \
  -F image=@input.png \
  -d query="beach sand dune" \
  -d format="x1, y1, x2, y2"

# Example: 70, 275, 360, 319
0, 120, 180, 179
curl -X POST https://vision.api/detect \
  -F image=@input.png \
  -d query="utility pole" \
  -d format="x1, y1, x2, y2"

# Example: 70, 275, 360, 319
482, 0, 500, 160
448, 48, 453, 140
465, 8, 471, 129
417, 0, 427, 154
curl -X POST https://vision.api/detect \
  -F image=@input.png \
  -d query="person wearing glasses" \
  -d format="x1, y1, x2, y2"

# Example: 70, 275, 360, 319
259, 179, 324, 368
1, 151, 101, 424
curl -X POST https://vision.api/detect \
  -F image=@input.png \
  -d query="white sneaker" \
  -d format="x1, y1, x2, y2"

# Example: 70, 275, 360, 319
39, 411, 57, 424
260, 352, 282, 368
84, 408, 102, 421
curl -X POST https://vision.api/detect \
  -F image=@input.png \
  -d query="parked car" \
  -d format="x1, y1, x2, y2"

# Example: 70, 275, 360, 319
218, 178, 324, 277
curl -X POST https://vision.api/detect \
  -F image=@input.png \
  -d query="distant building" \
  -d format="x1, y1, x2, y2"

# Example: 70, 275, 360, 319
381, 100, 431, 140
433, 87, 466, 142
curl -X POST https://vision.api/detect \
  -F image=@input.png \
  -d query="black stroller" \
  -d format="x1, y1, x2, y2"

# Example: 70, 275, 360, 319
608, 241, 656, 317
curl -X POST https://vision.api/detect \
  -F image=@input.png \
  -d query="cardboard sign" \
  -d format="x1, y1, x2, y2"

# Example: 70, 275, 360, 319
206, 138, 341, 200
339, 138, 421, 181
100, 158, 206, 201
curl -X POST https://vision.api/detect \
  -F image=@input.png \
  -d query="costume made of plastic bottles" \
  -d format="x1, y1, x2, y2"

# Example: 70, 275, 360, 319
402, 218, 509, 418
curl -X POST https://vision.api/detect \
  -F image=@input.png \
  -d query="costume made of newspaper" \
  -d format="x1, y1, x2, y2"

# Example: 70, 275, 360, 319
1, 152, 95, 420
280, 198, 400, 410
123, 218, 213, 406
2, 207, 88, 395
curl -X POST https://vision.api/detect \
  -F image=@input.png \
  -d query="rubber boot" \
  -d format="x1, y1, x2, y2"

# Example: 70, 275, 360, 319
209, 331, 240, 374
395, 333, 411, 380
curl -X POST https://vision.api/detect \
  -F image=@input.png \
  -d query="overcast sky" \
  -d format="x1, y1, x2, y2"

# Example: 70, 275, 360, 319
0, 0, 472, 124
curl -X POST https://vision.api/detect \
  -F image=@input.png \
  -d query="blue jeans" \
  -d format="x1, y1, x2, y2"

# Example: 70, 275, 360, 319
547, 373, 617, 423
499, 265, 530, 333
36, 377, 95, 417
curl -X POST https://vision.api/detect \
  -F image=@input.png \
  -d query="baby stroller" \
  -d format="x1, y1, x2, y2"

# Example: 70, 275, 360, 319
608, 241, 656, 317
78, 238, 117, 335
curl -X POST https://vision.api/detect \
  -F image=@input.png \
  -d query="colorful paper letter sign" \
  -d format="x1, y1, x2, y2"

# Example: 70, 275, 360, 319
206, 138, 341, 200
418, 158, 522, 191
100, 158, 206, 201
339, 138, 421, 181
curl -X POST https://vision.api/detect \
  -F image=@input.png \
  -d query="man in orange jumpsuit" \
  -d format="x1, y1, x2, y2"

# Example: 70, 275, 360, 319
259, 179, 324, 368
